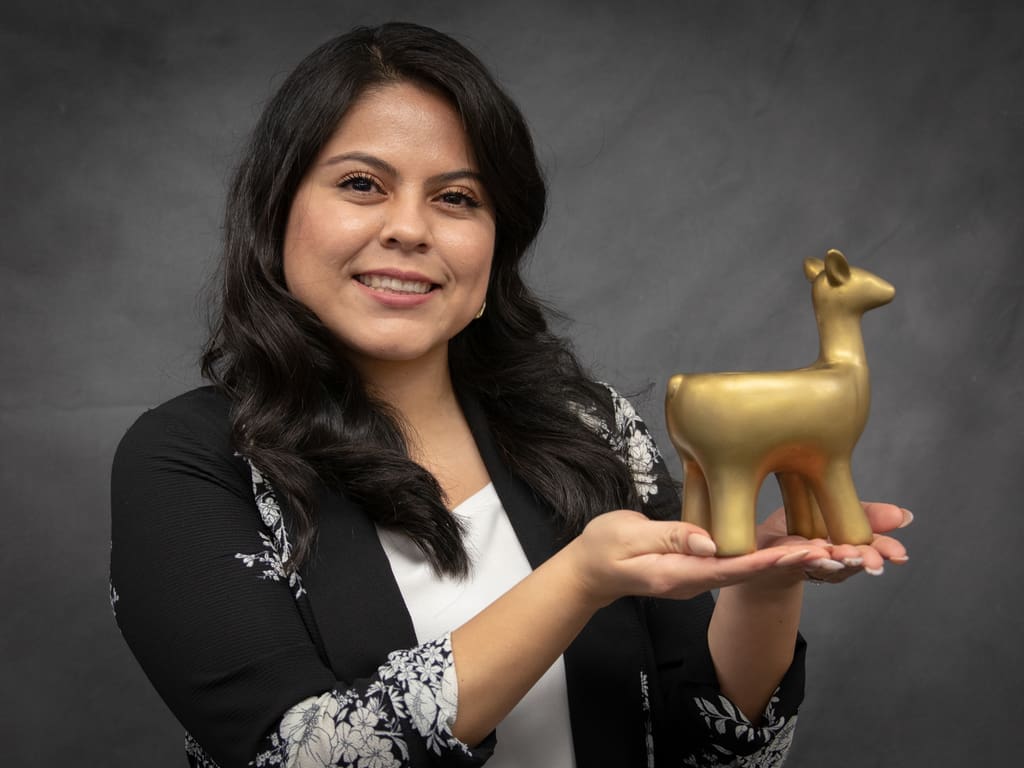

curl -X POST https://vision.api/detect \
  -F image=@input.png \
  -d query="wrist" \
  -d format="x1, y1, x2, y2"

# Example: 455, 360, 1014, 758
722, 574, 805, 604
557, 537, 615, 613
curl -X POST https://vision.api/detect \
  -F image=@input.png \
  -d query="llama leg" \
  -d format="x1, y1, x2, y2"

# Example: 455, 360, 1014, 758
776, 472, 829, 540
812, 459, 873, 546
681, 458, 711, 532
706, 466, 759, 556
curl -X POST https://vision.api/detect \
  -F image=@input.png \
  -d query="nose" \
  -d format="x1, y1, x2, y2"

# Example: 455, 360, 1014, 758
379, 195, 430, 253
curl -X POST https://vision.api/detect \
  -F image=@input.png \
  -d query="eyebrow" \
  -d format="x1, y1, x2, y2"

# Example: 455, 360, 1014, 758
322, 151, 483, 186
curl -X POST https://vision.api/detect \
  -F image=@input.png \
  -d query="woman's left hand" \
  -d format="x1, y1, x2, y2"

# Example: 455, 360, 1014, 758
756, 502, 912, 586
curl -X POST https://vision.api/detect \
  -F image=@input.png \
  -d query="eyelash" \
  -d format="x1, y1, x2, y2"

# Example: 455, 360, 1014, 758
336, 173, 483, 209
437, 188, 483, 209
337, 172, 381, 194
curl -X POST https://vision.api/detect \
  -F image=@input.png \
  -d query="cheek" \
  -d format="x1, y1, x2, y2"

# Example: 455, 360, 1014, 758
445, 224, 496, 283
283, 205, 380, 285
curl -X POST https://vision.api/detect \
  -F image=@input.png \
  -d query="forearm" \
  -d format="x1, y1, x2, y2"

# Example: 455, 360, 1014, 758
707, 578, 804, 724
449, 541, 599, 746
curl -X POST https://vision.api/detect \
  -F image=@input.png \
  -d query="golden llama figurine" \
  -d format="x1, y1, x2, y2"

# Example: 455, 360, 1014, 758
665, 249, 895, 555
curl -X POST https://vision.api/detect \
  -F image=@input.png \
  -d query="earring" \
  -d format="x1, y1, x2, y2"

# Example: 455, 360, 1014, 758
474, 301, 486, 320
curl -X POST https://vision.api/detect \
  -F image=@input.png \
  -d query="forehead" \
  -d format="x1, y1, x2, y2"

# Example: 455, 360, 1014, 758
319, 81, 476, 169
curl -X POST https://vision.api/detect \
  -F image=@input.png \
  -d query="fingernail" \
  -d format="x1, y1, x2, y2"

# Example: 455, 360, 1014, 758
807, 558, 845, 572
899, 509, 914, 528
687, 533, 717, 557
842, 557, 864, 567
890, 555, 910, 564
865, 565, 885, 576
775, 549, 811, 567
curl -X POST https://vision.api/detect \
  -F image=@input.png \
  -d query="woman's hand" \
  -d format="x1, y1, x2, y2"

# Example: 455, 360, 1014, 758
755, 501, 913, 586
563, 509, 833, 608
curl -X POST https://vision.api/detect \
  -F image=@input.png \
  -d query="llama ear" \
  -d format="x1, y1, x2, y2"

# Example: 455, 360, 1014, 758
824, 249, 851, 286
803, 258, 825, 282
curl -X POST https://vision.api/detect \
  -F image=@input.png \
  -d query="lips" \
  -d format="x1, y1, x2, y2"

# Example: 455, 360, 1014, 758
356, 273, 434, 295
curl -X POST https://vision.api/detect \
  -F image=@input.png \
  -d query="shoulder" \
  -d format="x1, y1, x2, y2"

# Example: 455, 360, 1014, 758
112, 386, 244, 488
117, 386, 231, 447
581, 381, 679, 513
574, 381, 653, 439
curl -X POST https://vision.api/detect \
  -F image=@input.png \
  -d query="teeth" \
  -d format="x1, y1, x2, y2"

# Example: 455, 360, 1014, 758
357, 274, 433, 294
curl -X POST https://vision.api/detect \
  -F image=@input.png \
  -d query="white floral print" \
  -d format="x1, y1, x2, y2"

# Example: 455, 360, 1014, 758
573, 384, 663, 503
249, 635, 467, 768
186, 732, 223, 768
640, 670, 655, 768
684, 691, 797, 767
235, 459, 305, 598
178, 393, 798, 768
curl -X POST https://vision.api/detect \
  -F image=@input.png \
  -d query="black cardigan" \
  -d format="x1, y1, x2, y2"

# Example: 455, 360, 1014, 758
111, 386, 804, 768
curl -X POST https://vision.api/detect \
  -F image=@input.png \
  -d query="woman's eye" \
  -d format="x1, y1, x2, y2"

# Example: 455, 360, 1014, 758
438, 189, 482, 208
339, 174, 379, 193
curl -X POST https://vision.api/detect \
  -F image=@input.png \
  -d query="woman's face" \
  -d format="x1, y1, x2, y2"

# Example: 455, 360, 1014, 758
283, 81, 496, 371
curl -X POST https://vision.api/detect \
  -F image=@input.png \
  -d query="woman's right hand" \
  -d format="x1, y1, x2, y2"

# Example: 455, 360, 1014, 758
564, 510, 832, 607
451, 509, 829, 745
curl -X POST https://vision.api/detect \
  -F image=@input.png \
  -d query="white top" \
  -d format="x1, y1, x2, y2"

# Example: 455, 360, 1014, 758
377, 483, 576, 768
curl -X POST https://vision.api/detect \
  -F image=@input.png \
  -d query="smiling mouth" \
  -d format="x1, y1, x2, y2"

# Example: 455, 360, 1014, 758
355, 274, 437, 295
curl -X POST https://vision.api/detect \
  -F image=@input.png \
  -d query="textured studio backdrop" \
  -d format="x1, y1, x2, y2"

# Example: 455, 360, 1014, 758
2, 0, 1021, 765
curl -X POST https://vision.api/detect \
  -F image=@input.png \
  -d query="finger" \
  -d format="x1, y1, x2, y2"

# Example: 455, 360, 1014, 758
827, 543, 865, 568
648, 521, 717, 557
854, 536, 909, 574
705, 543, 830, 585
869, 533, 908, 561
635, 543, 826, 597
861, 502, 914, 534
597, 513, 715, 558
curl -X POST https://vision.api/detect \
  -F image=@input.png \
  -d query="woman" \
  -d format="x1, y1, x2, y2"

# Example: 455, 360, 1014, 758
110, 22, 910, 768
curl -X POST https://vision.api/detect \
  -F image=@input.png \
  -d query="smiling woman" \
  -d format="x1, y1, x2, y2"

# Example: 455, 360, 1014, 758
109, 21, 909, 768
283, 82, 495, 370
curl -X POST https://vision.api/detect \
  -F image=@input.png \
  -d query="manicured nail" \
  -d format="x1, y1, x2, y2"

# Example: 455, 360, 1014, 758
687, 533, 717, 557
899, 509, 914, 528
865, 565, 885, 576
842, 557, 864, 567
775, 549, 811, 567
807, 558, 845, 572
890, 555, 910, 564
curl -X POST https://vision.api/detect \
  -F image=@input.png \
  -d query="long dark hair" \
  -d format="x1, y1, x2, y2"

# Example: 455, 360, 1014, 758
202, 22, 642, 576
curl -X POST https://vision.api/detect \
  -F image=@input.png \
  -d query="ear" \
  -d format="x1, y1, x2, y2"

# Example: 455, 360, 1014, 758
824, 249, 851, 286
803, 258, 824, 282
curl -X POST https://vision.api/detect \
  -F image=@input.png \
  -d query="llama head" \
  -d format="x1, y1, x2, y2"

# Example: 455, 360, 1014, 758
803, 249, 895, 316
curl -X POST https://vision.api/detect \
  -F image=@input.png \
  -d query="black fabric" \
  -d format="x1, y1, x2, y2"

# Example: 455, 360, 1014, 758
300, 484, 419, 682
111, 385, 805, 767
111, 388, 340, 766
462, 393, 646, 767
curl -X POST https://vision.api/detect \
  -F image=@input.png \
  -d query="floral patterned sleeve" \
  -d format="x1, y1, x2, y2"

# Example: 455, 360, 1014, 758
589, 384, 804, 767
111, 390, 491, 768
237, 463, 487, 768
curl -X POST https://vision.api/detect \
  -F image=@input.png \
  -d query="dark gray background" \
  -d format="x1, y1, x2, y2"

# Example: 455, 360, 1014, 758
3, 0, 1021, 764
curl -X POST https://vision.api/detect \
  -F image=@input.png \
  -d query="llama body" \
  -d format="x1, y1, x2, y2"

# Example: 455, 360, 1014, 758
665, 250, 895, 555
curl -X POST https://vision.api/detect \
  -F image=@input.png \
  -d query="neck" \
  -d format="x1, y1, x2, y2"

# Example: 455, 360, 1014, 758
815, 310, 868, 366
352, 347, 462, 437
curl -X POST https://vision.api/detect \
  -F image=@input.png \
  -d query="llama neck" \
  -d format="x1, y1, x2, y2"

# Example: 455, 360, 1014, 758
815, 310, 869, 367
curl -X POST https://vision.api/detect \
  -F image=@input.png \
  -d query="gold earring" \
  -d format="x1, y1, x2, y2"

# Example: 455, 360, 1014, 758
474, 301, 486, 320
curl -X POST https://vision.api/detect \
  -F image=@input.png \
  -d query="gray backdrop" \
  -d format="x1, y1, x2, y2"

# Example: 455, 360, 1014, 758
3, 0, 1022, 764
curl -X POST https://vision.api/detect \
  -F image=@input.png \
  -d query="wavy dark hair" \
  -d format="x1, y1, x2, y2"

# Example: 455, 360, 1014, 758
202, 22, 642, 576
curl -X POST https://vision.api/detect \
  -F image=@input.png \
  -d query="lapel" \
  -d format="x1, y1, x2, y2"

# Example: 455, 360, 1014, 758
462, 396, 646, 768
299, 484, 418, 681
299, 394, 646, 766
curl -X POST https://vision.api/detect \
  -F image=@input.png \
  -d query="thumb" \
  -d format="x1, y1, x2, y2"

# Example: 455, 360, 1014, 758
861, 502, 914, 534
661, 522, 717, 557
685, 529, 718, 557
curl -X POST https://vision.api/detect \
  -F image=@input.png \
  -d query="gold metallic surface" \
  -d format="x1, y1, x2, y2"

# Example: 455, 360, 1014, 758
665, 250, 895, 555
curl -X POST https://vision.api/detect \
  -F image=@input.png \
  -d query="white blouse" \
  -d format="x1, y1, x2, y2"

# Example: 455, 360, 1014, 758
377, 483, 577, 768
